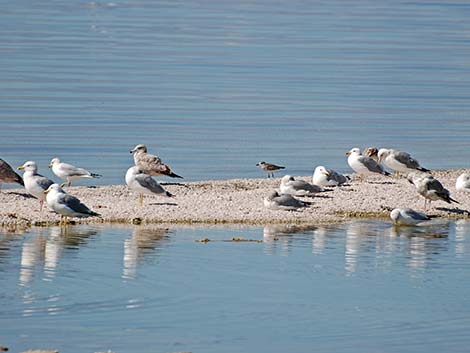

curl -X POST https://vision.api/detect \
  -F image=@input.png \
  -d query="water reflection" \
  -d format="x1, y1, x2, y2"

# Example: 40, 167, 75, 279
122, 225, 171, 280
454, 219, 470, 256
19, 226, 99, 287
263, 224, 316, 256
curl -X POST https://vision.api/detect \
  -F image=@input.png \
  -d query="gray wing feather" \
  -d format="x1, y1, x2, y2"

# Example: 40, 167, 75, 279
36, 174, 54, 190
394, 151, 420, 169
0, 159, 23, 184
405, 209, 430, 221
277, 194, 305, 208
327, 169, 348, 184
358, 156, 385, 173
135, 174, 166, 194
62, 163, 91, 177
291, 180, 322, 193
61, 194, 95, 215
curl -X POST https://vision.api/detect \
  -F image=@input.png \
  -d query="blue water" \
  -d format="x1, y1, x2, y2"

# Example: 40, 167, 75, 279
0, 221, 469, 352
2, 0, 470, 185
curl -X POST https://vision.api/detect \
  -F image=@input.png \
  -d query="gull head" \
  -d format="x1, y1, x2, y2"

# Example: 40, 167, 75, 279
44, 183, 63, 195
130, 144, 147, 154
316, 166, 329, 176
18, 161, 38, 172
280, 174, 294, 185
346, 148, 361, 156
377, 148, 391, 163
390, 209, 400, 224
49, 157, 60, 168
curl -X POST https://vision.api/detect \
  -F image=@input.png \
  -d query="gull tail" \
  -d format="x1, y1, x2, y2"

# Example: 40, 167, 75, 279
168, 172, 183, 179
166, 191, 174, 197
91, 173, 102, 178
15, 173, 24, 186
417, 167, 430, 173
449, 197, 460, 204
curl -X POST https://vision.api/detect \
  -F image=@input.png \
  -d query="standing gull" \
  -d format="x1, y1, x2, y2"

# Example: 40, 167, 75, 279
49, 157, 102, 187
456, 173, 470, 193
256, 161, 285, 178
130, 144, 183, 179
377, 148, 429, 175
18, 161, 54, 211
0, 158, 24, 189
280, 175, 323, 196
125, 166, 173, 206
390, 208, 430, 226
44, 184, 100, 224
263, 191, 310, 211
312, 166, 348, 187
346, 148, 390, 180
407, 172, 458, 210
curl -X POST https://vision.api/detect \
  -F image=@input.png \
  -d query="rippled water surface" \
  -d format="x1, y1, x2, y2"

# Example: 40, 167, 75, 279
1, 221, 470, 352
2, 1, 470, 184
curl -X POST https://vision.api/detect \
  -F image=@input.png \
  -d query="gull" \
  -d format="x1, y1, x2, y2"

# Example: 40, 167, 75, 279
280, 175, 323, 196
363, 147, 379, 162
256, 161, 285, 178
346, 147, 390, 180
125, 166, 173, 206
263, 191, 310, 211
0, 158, 24, 189
49, 157, 102, 187
377, 148, 429, 175
407, 172, 458, 210
456, 173, 470, 192
130, 144, 183, 179
18, 161, 54, 211
390, 208, 430, 226
44, 184, 100, 224
312, 166, 348, 187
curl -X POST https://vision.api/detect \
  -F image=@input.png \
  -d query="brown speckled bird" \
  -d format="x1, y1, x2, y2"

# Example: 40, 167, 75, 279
130, 144, 183, 179
0, 158, 24, 189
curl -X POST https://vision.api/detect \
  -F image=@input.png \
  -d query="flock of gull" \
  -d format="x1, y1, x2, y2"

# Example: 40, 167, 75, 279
1, 144, 470, 226
259, 147, 470, 226
0, 144, 180, 224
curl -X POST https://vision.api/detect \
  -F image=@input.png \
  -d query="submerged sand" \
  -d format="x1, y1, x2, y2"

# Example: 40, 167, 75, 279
1, 169, 469, 229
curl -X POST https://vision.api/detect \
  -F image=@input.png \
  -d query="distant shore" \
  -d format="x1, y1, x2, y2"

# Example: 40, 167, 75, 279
1, 169, 469, 229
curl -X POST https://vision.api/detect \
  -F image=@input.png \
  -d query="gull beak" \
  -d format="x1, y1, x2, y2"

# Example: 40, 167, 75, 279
18, 165, 25, 170
345, 151, 351, 155
44, 188, 50, 194
48, 163, 53, 168
323, 170, 331, 177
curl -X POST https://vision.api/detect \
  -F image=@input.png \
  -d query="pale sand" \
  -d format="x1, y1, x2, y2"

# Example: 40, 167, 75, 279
1, 169, 469, 228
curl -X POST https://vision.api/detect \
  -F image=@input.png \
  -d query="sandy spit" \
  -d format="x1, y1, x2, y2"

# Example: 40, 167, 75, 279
1, 169, 469, 229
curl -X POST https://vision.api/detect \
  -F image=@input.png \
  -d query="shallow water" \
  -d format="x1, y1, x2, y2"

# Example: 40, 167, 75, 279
2, 1, 470, 185
1, 220, 470, 352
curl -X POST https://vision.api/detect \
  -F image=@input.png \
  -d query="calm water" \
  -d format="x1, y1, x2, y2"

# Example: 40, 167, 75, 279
0, 221, 469, 352
1, 1, 470, 185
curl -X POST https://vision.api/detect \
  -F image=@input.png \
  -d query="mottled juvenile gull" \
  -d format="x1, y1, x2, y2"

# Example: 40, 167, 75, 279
456, 173, 470, 193
49, 157, 102, 187
130, 144, 182, 179
0, 158, 23, 189
44, 183, 100, 223
346, 147, 390, 180
263, 191, 309, 211
312, 166, 348, 187
407, 172, 458, 210
125, 166, 173, 206
280, 175, 323, 196
256, 161, 285, 178
18, 161, 54, 211
390, 208, 430, 226
377, 148, 429, 174
363, 147, 379, 162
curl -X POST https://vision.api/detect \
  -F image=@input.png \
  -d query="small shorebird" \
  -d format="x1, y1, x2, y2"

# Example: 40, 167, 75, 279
125, 166, 173, 206
49, 157, 102, 187
390, 208, 430, 226
407, 172, 458, 210
130, 144, 183, 179
256, 161, 285, 178
18, 161, 54, 211
280, 175, 323, 197
263, 191, 310, 211
312, 166, 348, 187
0, 158, 24, 189
346, 147, 390, 181
44, 183, 100, 225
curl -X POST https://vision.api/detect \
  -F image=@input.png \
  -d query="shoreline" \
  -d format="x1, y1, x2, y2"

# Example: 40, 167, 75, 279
1, 169, 469, 229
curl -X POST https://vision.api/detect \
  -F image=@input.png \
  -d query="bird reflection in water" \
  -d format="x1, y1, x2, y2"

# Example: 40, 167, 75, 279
263, 224, 316, 256
123, 225, 171, 280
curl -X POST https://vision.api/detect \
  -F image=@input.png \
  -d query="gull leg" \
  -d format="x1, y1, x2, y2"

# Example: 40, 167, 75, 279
39, 200, 44, 212
139, 193, 144, 207
60, 182, 66, 188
